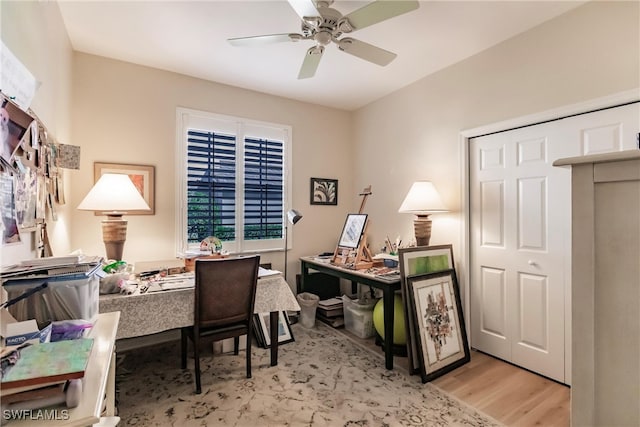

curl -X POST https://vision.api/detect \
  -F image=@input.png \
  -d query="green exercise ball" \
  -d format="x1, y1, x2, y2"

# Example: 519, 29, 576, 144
372, 295, 407, 345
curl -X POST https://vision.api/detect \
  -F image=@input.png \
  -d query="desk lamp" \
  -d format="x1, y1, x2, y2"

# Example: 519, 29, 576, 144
398, 181, 447, 246
283, 209, 303, 281
78, 173, 150, 260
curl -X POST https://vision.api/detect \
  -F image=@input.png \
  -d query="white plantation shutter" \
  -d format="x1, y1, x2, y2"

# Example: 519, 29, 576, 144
178, 109, 291, 254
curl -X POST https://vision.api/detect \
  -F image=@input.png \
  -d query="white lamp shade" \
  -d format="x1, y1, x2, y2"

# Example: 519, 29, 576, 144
398, 181, 448, 214
78, 173, 150, 213
287, 209, 303, 225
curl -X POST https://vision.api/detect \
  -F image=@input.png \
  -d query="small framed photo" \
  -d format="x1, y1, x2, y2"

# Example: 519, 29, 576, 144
94, 162, 155, 215
337, 213, 367, 249
253, 311, 294, 348
407, 269, 470, 383
310, 177, 338, 205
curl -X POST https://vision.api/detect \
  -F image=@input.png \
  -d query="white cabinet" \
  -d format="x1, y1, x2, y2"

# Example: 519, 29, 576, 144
554, 150, 640, 427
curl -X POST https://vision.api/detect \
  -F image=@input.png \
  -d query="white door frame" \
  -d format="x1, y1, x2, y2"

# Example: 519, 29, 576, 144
458, 89, 640, 373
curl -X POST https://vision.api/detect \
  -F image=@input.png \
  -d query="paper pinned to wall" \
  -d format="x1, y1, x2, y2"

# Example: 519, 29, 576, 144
52, 143, 80, 169
0, 41, 38, 110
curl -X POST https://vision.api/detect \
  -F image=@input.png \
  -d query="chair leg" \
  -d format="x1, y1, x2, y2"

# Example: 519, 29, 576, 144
194, 333, 202, 394
180, 328, 188, 369
246, 331, 252, 379
233, 336, 240, 355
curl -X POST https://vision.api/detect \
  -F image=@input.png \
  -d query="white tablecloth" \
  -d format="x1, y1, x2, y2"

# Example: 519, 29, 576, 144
99, 274, 300, 340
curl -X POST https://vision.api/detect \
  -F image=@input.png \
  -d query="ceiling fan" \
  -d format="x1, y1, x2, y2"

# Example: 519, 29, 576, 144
228, 0, 420, 79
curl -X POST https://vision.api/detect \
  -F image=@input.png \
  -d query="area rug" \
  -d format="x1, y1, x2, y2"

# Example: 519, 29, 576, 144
116, 322, 501, 426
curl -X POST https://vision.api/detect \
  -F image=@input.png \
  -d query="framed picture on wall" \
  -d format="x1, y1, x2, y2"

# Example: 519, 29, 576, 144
406, 269, 470, 383
310, 177, 338, 205
94, 162, 155, 215
398, 244, 455, 374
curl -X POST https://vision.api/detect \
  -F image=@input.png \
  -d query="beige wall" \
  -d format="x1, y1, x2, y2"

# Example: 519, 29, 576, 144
3, 1, 638, 286
353, 0, 640, 264
0, 1, 74, 267
69, 54, 353, 281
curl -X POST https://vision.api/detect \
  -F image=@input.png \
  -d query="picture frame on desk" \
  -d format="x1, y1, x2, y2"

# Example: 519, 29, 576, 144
337, 213, 367, 249
398, 244, 455, 374
94, 162, 155, 215
253, 311, 294, 348
406, 269, 470, 383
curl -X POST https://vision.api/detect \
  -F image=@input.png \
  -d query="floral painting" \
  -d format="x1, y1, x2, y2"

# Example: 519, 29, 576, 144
407, 269, 470, 383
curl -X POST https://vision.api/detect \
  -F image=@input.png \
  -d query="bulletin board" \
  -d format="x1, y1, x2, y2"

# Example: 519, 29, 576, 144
1, 42, 79, 254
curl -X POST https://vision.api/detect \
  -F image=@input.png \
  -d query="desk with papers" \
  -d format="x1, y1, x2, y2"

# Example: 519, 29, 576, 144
99, 272, 299, 366
299, 256, 401, 370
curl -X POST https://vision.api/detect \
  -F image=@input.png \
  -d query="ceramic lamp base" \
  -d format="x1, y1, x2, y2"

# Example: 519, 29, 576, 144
102, 215, 127, 261
413, 214, 432, 246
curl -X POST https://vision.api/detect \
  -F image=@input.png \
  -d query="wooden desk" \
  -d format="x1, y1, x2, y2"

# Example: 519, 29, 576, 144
99, 274, 299, 366
6, 312, 120, 427
299, 257, 401, 370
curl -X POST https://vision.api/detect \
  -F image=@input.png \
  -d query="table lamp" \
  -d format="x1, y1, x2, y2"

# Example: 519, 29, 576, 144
398, 181, 447, 246
283, 209, 303, 281
77, 173, 150, 260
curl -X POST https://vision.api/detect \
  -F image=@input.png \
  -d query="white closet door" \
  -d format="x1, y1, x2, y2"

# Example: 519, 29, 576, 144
469, 102, 639, 384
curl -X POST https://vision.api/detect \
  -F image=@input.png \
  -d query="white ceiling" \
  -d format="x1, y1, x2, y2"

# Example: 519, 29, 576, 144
57, 0, 585, 111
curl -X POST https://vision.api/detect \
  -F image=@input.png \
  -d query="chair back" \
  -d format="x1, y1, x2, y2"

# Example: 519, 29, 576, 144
194, 255, 260, 329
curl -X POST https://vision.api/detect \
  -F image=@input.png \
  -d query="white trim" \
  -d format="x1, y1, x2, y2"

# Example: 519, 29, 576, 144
462, 88, 640, 139
175, 107, 293, 256
459, 88, 640, 354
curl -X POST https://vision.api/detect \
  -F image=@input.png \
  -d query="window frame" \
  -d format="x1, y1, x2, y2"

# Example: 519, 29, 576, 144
175, 107, 293, 255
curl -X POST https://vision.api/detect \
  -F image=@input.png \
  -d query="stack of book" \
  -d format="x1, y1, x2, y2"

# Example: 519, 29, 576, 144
316, 297, 345, 328
0, 338, 94, 414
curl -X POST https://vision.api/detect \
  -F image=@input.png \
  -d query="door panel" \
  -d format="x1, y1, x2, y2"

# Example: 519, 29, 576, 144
517, 177, 546, 250
470, 102, 640, 385
480, 267, 507, 337
480, 180, 505, 247
517, 272, 548, 351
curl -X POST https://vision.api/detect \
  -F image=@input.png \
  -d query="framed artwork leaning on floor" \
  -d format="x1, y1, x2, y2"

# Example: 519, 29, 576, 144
253, 311, 294, 348
398, 244, 455, 374
406, 269, 470, 383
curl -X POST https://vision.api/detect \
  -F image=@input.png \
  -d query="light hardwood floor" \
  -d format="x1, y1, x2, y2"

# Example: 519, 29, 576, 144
432, 350, 570, 427
336, 327, 570, 426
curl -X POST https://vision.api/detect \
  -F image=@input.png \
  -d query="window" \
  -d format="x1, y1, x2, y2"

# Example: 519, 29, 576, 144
176, 108, 292, 254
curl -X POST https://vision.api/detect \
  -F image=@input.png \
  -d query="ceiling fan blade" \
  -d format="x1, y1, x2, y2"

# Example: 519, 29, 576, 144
298, 45, 324, 79
343, 0, 419, 31
287, 0, 320, 22
228, 33, 298, 47
337, 37, 396, 66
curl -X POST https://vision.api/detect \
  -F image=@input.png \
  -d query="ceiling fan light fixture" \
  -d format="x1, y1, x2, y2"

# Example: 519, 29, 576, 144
229, 0, 420, 79
314, 30, 332, 46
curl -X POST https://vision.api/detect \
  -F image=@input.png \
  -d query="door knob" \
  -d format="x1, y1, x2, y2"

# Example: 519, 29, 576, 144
528, 260, 538, 266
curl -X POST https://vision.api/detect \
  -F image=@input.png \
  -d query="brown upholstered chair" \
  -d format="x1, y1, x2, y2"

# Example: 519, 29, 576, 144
180, 255, 260, 394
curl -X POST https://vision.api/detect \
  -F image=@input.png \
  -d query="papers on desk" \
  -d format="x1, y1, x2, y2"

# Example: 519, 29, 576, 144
144, 268, 280, 292
258, 267, 281, 278
147, 273, 195, 292
1, 255, 103, 280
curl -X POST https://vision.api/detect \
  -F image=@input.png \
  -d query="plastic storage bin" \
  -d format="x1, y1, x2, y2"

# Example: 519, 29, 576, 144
2, 273, 100, 328
342, 295, 377, 339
